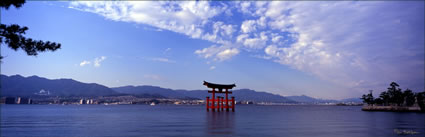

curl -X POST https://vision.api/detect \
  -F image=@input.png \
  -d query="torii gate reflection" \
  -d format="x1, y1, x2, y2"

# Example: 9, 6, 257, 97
203, 81, 236, 112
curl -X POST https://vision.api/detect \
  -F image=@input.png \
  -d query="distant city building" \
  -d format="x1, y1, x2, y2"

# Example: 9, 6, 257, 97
79, 99, 94, 104
19, 98, 32, 104
80, 99, 85, 104
16, 97, 21, 104
5, 97, 16, 104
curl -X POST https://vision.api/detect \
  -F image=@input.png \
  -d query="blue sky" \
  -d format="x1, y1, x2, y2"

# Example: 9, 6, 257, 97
1, 1, 424, 99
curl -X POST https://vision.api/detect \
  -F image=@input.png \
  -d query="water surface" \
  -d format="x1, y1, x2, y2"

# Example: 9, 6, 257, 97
1, 105, 424, 137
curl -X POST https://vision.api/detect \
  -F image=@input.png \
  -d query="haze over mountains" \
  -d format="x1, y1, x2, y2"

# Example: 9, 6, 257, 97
0, 74, 361, 103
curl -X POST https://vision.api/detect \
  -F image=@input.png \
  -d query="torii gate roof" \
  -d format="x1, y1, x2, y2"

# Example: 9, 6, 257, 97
203, 81, 236, 89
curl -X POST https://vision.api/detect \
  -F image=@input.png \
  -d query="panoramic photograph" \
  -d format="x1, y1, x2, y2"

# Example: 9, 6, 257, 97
1, 0, 424, 137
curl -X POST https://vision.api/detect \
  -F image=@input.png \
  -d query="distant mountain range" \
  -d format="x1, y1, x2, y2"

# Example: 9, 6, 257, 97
1, 75, 117, 97
285, 95, 335, 103
112, 86, 295, 103
0, 74, 362, 103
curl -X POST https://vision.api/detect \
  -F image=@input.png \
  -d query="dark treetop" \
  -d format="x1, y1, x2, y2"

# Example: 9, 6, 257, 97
0, 0, 61, 61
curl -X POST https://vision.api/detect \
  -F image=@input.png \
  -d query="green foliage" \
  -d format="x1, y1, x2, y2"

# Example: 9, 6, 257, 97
417, 92, 425, 112
0, 0, 25, 10
379, 91, 390, 106
374, 98, 383, 105
364, 82, 422, 108
403, 89, 415, 106
361, 90, 374, 105
0, 0, 61, 61
0, 24, 61, 56
387, 82, 403, 106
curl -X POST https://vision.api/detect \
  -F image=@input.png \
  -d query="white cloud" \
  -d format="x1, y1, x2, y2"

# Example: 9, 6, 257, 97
243, 37, 266, 49
194, 45, 239, 61
256, 16, 267, 28
239, 2, 252, 14
271, 33, 283, 44
260, 1, 424, 93
236, 34, 249, 43
69, 1, 424, 95
201, 21, 236, 44
79, 56, 107, 67
240, 18, 266, 33
213, 21, 235, 37
238, 1, 268, 16
216, 48, 239, 61
151, 57, 176, 63
241, 20, 256, 33
209, 66, 216, 70
194, 45, 220, 59
69, 1, 226, 43
94, 56, 107, 67
237, 31, 268, 49
79, 60, 91, 66
69, 1, 242, 61
264, 45, 280, 57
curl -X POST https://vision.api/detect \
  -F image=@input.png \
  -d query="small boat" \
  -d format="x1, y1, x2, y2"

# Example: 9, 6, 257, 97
150, 102, 156, 106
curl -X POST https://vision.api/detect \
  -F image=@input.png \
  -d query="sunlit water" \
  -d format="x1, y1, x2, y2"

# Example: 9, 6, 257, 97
1, 105, 424, 137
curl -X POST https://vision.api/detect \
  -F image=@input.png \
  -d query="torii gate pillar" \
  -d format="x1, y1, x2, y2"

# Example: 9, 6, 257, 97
203, 81, 236, 112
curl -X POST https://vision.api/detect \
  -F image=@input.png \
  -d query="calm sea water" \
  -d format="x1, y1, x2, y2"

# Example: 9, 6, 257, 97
1, 105, 424, 137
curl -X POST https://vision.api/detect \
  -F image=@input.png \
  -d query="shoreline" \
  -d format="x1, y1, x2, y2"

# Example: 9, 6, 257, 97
362, 106, 423, 112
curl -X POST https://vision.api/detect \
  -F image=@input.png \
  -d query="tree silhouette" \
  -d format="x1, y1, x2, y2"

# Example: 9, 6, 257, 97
387, 82, 403, 106
403, 89, 415, 106
0, 0, 61, 61
374, 98, 383, 105
363, 82, 423, 110
0, 0, 25, 9
416, 92, 425, 112
361, 90, 374, 105
379, 91, 390, 106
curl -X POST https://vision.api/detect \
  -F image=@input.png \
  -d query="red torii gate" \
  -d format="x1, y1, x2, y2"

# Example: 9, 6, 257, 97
203, 81, 236, 112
